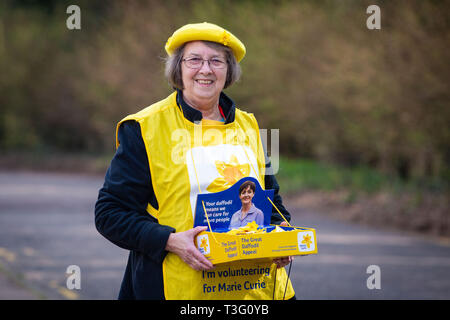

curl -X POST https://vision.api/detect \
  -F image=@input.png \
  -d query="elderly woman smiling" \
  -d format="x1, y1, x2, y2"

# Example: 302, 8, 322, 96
95, 22, 294, 300
165, 40, 241, 118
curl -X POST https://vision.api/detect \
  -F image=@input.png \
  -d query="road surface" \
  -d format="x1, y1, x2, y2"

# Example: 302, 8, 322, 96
0, 171, 449, 299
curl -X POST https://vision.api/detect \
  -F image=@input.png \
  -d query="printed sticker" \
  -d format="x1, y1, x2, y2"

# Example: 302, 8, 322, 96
298, 231, 315, 252
197, 234, 210, 255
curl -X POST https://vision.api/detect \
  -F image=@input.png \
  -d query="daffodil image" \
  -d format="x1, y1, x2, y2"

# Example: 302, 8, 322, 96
200, 238, 209, 252
206, 155, 250, 192
301, 234, 312, 249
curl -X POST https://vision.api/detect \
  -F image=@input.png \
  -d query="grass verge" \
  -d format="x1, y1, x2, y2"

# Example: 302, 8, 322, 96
277, 157, 449, 238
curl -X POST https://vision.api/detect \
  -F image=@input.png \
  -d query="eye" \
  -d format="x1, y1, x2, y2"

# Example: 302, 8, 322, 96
210, 58, 225, 66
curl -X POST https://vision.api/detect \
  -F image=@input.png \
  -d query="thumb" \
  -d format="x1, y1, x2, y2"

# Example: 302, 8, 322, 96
280, 221, 288, 227
191, 226, 208, 236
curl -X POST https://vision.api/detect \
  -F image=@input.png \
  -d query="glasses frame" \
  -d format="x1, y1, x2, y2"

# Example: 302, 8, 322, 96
182, 57, 227, 70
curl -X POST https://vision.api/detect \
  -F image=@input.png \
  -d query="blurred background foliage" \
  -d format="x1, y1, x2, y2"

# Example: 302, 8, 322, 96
0, 0, 449, 191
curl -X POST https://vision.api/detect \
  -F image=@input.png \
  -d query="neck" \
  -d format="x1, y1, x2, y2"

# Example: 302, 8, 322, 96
182, 92, 222, 121
241, 202, 252, 214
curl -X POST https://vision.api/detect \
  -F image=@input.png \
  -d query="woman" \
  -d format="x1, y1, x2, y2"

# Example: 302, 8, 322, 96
229, 180, 264, 229
95, 22, 294, 300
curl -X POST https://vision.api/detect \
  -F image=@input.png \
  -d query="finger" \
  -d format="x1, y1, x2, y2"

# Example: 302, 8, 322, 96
189, 257, 212, 271
273, 256, 291, 268
276, 260, 287, 268
273, 258, 283, 268
185, 253, 210, 271
283, 256, 292, 264
190, 246, 214, 270
274, 256, 289, 262
196, 254, 214, 270
280, 221, 288, 226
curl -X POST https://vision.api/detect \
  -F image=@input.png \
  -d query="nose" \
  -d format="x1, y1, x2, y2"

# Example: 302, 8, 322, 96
198, 60, 213, 74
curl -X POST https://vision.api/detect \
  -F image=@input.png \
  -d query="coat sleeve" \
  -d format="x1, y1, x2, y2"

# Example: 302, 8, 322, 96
95, 120, 175, 264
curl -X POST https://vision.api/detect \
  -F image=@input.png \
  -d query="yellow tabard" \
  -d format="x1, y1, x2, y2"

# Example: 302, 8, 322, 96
116, 91, 295, 300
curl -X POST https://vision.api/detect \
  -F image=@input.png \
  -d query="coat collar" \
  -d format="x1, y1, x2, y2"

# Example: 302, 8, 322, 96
175, 89, 236, 124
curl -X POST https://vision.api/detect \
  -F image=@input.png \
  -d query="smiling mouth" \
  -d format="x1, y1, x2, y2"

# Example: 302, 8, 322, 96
196, 79, 214, 85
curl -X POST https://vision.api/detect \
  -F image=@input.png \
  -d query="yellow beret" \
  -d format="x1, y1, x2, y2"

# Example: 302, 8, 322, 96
165, 22, 246, 62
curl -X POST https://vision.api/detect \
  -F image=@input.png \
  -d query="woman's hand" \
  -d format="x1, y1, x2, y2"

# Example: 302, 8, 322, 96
273, 255, 294, 269
165, 226, 214, 271
272, 221, 294, 268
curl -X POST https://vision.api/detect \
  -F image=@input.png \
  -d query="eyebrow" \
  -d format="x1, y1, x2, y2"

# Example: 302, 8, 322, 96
184, 53, 224, 59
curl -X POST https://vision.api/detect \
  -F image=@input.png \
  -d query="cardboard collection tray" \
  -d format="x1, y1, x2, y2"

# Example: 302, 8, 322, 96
195, 225, 317, 265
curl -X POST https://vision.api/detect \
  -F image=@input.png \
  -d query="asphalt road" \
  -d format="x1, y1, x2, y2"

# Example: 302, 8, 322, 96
0, 171, 449, 300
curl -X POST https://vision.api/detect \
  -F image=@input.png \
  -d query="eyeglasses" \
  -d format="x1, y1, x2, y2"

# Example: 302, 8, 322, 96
182, 57, 227, 69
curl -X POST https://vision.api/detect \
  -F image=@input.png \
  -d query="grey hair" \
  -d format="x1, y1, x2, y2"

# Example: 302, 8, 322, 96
164, 41, 242, 90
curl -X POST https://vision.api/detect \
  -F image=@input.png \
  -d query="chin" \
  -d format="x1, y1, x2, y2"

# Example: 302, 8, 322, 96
194, 87, 220, 98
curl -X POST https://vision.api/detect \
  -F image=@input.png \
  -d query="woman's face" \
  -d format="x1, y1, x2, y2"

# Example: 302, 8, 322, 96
181, 41, 228, 105
239, 186, 254, 205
